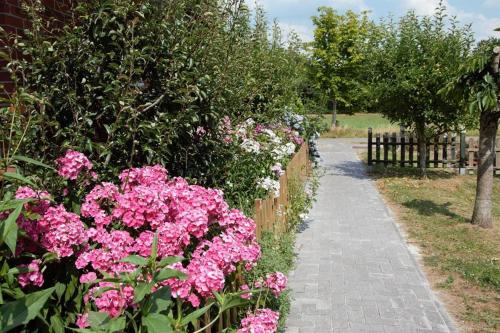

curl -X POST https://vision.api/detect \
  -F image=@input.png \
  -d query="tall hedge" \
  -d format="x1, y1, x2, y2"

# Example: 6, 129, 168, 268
3, 0, 304, 185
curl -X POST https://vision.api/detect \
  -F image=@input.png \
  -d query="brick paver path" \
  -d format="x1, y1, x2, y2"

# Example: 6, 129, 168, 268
286, 138, 457, 333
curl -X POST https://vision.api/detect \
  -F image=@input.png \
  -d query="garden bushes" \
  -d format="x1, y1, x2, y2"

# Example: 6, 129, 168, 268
0, 1, 322, 332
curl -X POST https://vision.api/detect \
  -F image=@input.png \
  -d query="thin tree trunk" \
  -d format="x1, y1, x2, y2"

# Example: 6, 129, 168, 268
416, 122, 427, 177
331, 99, 337, 129
471, 112, 499, 228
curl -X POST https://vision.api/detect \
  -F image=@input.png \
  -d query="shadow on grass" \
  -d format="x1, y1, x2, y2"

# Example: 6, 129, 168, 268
367, 164, 456, 180
402, 199, 467, 222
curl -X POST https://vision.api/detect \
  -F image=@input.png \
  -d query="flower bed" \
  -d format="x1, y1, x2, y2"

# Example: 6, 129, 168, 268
0, 151, 290, 332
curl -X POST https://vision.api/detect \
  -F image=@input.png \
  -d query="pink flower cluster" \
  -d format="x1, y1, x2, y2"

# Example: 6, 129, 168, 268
264, 272, 288, 297
75, 164, 261, 315
11, 151, 285, 326
39, 205, 87, 258
18, 259, 44, 288
237, 309, 280, 333
56, 149, 94, 180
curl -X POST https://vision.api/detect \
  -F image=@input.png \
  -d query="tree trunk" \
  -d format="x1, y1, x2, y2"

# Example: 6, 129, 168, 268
331, 99, 337, 129
416, 122, 427, 177
471, 112, 499, 228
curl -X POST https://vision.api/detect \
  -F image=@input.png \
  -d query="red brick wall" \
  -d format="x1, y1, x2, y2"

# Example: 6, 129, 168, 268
1, 0, 75, 98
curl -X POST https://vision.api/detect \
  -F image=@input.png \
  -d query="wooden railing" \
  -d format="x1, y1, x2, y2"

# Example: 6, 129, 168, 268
254, 143, 309, 239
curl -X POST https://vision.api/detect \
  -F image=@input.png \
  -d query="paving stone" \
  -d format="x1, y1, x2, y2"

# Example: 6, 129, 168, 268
285, 139, 457, 333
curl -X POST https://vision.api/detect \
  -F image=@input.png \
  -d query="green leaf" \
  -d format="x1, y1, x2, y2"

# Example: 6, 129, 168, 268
142, 313, 173, 333
134, 282, 153, 304
150, 233, 158, 263
221, 294, 249, 312
2, 172, 36, 187
157, 256, 183, 268
55, 283, 66, 300
88, 311, 108, 326
149, 287, 172, 314
120, 255, 148, 266
0, 202, 22, 255
50, 314, 65, 333
106, 317, 126, 332
153, 268, 187, 283
87, 311, 125, 333
212, 291, 223, 304
12, 156, 55, 170
0, 287, 55, 333
0, 199, 32, 212
180, 303, 213, 326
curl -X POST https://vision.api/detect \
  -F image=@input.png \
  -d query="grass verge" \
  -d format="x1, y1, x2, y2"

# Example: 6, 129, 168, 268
318, 113, 399, 138
368, 165, 499, 332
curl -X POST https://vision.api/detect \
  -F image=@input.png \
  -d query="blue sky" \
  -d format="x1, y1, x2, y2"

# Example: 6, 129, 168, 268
245, 0, 500, 42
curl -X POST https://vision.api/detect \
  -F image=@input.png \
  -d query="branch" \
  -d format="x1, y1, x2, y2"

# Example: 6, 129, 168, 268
140, 94, 166, 113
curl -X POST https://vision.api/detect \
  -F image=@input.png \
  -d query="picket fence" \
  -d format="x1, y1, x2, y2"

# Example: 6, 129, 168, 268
254, 143, 310, 239
367, 128, 500, 173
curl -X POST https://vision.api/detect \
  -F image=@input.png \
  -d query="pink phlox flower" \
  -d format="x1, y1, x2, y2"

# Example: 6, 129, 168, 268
264, 272, 288, 297
15, 186, 51, 215
118, 165, 168, 191
39, 205, 87, 257
56, 150, 93, 180
237, 309, 280, 333
76, 313, 89, 328
81, 182, 119, 227
18, 259, 44, 288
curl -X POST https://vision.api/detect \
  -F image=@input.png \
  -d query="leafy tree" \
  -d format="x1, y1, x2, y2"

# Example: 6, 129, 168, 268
372, 3, 473, 175
311, 7, 372, 127
442, 38, 500, 228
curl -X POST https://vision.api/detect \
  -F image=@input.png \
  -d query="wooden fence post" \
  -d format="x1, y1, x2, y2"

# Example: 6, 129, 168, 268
460, 132, 466, 164
409, 135, 414, 166
376, 133, 381, 164
400, 129, 406, 167
433, 137, 439, 168
383, 133, 389, 167
391, 132, 397, 166
442, 135, 448, 167
451, 135, 456, 166
368, 128, 373, 166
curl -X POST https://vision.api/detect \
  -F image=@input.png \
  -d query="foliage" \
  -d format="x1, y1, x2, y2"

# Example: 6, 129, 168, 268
2, 0, 305, 191
441, 38, 500, 116
371, 2, 474, 135
310, 7, 374, 114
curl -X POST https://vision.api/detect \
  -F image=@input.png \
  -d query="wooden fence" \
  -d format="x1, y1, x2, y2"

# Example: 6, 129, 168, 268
367, 128, 500, 173
253, 143, 309, 239
192, 143, 310, 332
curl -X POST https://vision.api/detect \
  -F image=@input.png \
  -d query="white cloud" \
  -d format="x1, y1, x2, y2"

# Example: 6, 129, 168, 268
333, 0, 371, 11
278, 22, 315, 41
400, 0, 499, 41
482, 0, 500, 9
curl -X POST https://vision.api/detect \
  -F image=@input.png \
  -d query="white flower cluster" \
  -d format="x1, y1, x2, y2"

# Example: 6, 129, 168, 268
257, 177, 280, 198
240, 138, 261, 154
271, 142, 296, 160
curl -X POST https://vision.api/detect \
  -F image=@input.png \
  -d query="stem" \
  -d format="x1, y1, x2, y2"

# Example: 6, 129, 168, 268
176, 298, 182, 324
192, 313, 221, 333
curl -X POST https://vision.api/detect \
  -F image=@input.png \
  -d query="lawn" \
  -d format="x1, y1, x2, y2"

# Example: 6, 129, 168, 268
369, 167, 500, 332
319, 113, 400, 138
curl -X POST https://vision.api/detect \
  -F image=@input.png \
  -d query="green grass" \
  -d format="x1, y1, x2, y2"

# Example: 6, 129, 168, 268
370, 167, 500, 332
319, 113, 400, 138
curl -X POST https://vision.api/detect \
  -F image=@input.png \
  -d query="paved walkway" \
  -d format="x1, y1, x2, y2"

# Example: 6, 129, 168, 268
285, 138, 456, 333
